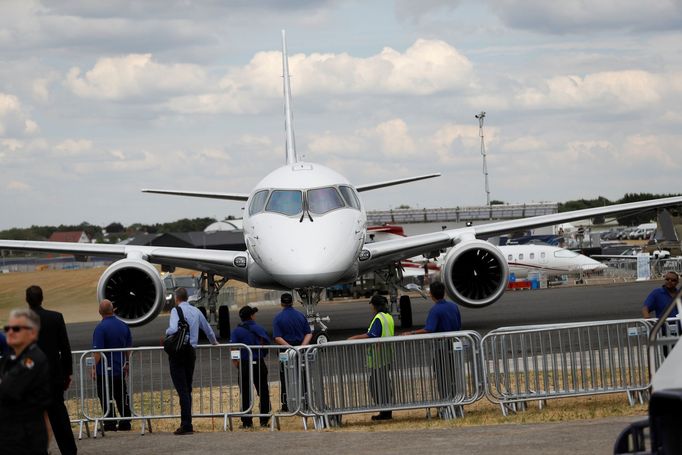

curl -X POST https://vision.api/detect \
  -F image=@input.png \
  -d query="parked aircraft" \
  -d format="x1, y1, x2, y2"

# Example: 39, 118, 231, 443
368, 226, 607, 279
2, 31, 682, 336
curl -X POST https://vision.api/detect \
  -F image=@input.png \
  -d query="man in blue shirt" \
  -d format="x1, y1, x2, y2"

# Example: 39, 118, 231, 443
231, 305, 271, 428
272, 293, 311, 411
166, 288, 218, 435
405, 281, 462, 404
349, 294, 395, 420
642, 271, 679, 319
91, 299, 133, 432
0, 331, 7, 357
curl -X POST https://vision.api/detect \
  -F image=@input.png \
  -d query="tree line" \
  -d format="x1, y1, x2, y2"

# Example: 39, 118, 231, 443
0, 217, 219, 242
1, 193, 679, 242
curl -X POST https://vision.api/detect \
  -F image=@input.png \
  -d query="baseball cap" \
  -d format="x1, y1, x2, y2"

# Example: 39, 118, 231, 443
369, 294, 388, 307
239, 305, 258, 320
281, 293, 293, 305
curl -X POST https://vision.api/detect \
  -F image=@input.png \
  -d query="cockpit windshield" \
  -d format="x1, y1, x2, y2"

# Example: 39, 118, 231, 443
249, 190, 269, 216
308, 187, 345, 214
265, 190, 303, 216
554, 249, 579, 258
339, 186, 361, 210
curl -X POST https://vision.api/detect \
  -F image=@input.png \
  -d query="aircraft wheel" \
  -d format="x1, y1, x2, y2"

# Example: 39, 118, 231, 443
312, 331, 329, 344
218, 305, 231, 340
399, 295, 413, 329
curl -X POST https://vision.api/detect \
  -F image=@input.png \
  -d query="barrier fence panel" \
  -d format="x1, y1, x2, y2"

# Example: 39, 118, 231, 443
229, 345, 305, 430
302, 332, 481, 422
481, 320, 651, 413
78, 344, 252, 433
644, 317, 681, 374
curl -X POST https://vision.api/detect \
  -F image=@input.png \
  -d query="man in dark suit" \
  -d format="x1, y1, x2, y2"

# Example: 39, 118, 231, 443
26, 285, 78, 455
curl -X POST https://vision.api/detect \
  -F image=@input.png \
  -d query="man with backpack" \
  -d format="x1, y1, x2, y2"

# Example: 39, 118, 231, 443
166, 287, 218, 435
231, 305, 271, 428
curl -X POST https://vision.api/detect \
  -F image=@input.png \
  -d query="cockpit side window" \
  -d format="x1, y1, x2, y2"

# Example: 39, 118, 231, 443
339, 185, 361, 210
308, 187, 345, 214
265, 190, 303, 216
248, 190, 269, 216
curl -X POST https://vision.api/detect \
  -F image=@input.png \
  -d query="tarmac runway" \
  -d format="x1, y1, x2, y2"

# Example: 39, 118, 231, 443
66, 279, 658, 349
73, 416, 639, 455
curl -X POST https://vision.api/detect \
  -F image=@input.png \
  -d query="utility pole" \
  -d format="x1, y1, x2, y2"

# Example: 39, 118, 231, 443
475, 111, 490, 206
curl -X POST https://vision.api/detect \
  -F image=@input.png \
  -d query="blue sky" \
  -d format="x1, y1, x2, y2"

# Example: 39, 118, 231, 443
1, 0, 682, 229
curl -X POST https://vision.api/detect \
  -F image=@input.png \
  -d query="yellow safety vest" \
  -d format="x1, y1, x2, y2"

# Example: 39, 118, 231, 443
367, 312, 394, 368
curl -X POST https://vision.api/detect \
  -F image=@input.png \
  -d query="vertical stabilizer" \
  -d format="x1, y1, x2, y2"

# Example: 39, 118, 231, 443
282, 30, 298, 165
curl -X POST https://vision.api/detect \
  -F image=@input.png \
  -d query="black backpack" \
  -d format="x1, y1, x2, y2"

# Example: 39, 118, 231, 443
163, 306, 190, 356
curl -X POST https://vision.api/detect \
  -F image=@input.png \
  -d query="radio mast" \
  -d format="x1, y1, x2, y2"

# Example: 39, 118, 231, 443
475, 111, 490, 206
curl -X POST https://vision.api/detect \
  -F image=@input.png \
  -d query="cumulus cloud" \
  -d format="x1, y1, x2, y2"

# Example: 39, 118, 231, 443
0, 92, 39, 136
65, 53, 206, 100
168, 39, 476, 114
489, 0, 682, 33
515, 70, 662, 111
55, 138, 93, 156
5, 180, 30, 191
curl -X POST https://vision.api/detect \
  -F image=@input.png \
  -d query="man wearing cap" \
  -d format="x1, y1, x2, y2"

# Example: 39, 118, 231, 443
231, 305, 272, 428
166, 287, 218, 435
349, 294, 395, 421
272, 293, 311, 411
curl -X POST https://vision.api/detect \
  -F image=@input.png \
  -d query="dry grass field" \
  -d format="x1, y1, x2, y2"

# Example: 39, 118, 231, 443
0, 267, 104, 323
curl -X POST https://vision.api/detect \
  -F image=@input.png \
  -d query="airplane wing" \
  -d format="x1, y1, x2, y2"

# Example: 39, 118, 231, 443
355, 173, 441, 192
141, 189, 250, 201
360, 195, 682, 272
0, 240, 248, 280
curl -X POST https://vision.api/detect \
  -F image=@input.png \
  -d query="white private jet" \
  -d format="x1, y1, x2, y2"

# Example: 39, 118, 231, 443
2, 31, 682, 335
367, 226, 607, 279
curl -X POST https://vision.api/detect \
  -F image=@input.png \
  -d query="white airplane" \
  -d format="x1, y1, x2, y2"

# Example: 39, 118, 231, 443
367, 226, 606, 279
2, 31, 682, 334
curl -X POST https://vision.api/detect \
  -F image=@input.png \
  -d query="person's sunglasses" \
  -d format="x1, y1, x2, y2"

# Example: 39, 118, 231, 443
3, 325, 33, 333
665, 278, 679, 282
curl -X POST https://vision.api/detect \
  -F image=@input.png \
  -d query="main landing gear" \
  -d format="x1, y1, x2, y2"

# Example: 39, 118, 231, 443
375, 264, 414, 329
197, 272, 231, 340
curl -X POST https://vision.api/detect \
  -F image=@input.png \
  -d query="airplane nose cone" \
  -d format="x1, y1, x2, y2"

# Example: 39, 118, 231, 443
249, 212, 361, 287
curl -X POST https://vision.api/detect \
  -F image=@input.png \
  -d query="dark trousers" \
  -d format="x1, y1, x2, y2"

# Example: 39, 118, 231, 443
369, 364, 393, 406
0, 414, 48, 455
433, 345, 456, 401
47, 388, 77, 455
96, 374, 132, 426
239, 358, 270, 426
169, 347, 196, 431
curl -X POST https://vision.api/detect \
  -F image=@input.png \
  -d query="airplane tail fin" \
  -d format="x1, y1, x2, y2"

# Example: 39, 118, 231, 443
282, 30, 298, 165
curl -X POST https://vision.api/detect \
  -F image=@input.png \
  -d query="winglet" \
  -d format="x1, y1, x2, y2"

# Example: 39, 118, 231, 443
282, 30, 298, 165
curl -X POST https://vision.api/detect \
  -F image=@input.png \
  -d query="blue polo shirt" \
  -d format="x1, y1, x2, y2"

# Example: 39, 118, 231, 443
230, 320, 271, 360
0, 332, 7, 356
273, 306, 311, 345
644, 287, 679, 318
424, 299, 462, 333
92, 316, 132, 376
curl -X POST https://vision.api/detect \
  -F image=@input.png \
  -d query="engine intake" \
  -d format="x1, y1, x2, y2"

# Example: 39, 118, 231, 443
97, 259, 165, 326
440, 240, 508, 308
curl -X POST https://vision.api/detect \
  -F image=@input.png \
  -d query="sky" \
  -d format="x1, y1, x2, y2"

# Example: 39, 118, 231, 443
1, 0, 682, 230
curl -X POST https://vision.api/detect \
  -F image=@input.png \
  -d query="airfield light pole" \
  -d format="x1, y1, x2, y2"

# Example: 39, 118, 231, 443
475, 111, 491, 206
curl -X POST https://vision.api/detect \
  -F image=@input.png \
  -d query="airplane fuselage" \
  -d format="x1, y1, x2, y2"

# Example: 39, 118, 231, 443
242, 162, 367, 289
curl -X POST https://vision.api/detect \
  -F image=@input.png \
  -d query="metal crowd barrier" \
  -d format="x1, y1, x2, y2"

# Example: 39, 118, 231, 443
481, 320, 652, 415
62, 318, 680, 433
72, 344, 253, 436
301, 331, 482, 426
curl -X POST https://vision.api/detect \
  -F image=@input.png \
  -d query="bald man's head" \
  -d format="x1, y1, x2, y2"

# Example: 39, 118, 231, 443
99, 299, 114, 317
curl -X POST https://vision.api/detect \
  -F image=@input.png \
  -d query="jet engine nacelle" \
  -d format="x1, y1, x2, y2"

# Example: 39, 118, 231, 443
440, 240, 509, 308
97, 258, 165, 326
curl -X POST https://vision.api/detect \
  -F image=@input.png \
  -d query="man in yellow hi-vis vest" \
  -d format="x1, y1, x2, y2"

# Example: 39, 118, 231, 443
349, 294, 395, 420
